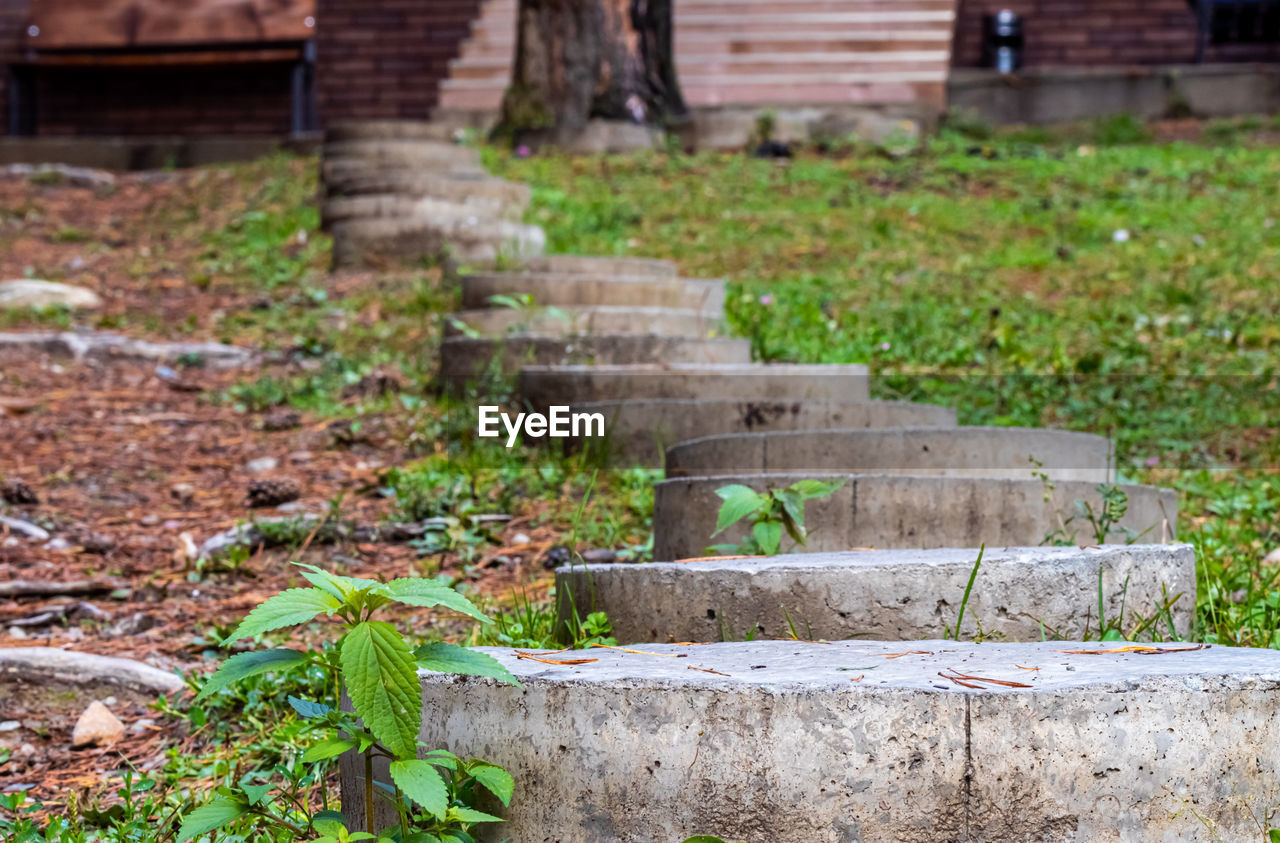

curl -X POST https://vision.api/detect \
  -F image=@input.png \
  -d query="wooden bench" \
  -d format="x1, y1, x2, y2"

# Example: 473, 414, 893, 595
7, 0, 318, 136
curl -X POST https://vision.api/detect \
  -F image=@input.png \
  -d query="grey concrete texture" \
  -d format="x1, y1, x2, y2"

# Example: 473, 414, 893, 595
322, 139, 481, 171
322, 194, 526, 228
444, 305, 719, 339
521, 255, 679, 278
557, 544, 1196, 643
341, 639, 1280, 841
324, 120, 457, 143
517, 362, 871, 409
561, 399, 957, 467
949, 64, 1280, 126
439, 335, 752, 385
652, 473, 1177, 561
665, 426, 1115, 482
322, 171, 532, 207
329, 217, 546, 269
682, 276, 727, 317
460, 271, 688, 309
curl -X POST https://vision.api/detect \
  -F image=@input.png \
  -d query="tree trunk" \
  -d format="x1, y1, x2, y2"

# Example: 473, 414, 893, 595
496, 0, 687, 145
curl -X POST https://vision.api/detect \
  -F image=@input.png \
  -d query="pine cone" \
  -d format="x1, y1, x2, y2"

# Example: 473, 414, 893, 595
246, 478, 301, 508
1, 479, 38, 506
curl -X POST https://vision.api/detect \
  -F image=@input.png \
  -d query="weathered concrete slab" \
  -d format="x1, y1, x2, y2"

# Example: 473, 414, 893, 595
341, 639, 1280, 841
521, 255, 679, 278
323, 171, 531, 208
0, 331, 253, 367
440, 335, 752, 386
324, 121, 457, 143
330, 217, 546, 269
517, 363, 871, 409
445, 305, 717, 339
562, 399, 956, 466
460, 272, 687, 309
322, 139, 481, 172
653, 474, 1177, 560
557, 544, 1196, 643
322, 193, 527, 227
665, 426, 1114, 482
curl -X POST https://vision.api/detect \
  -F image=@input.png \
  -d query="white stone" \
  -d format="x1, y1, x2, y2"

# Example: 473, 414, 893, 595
0, 280, 101, 311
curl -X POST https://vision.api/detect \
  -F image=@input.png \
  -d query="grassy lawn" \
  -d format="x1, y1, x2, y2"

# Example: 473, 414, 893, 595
4, 117, 1280, 838
487, 121, 1280, 649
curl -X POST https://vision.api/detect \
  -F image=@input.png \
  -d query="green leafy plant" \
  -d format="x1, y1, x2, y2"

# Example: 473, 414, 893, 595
707, 479, 844, 556
181, 562, 519, 840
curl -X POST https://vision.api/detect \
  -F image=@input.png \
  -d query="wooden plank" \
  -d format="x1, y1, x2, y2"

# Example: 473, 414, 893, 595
27, 0, 316, 49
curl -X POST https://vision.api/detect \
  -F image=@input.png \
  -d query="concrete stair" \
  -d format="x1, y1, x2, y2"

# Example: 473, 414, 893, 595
324, 118, 1244, 843
341, 639, 1280, 840
436, 0, 959, 113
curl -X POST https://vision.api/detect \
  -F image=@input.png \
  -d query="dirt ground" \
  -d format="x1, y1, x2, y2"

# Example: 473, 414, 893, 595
0, 163, 559, 805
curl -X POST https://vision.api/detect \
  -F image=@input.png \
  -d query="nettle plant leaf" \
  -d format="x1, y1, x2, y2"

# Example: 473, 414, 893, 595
414, 642, 520, 687
196, 648, 307, 701
381, 578, 491, 624
752, 520, 783, 556
302, 736, 357, 763
774, 489, 808, 545
388, 759, 449, 820
790, 478, 845, 501
468, 763, 514, 807
288, 695, 333, 719
341, 621, 421, 760
228, 588, 341, 642
177, 796, 249, 841
712, 484, 763, 535
296, 563, 379, 601
449, 806, 503, 825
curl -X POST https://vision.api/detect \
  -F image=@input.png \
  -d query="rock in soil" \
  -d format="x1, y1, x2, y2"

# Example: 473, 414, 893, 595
261, 409, 302, 431
0, 279, 102, 311
1, 479, 38, 505
70, 701, 124, 748
246, 478, 301, 508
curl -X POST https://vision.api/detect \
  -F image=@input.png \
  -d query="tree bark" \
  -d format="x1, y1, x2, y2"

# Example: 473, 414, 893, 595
497, 0, 687, 144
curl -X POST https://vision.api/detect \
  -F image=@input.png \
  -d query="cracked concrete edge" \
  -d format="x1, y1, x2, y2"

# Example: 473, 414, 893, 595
341, 640, 1280, 841
664, 425, 1115, 482
556, 543, 1197, 643
651, 473, 1179, 561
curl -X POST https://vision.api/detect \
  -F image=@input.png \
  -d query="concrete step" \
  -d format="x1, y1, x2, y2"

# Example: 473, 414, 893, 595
445, 305, 718, 339
457, 28, 956, 51
322, 172, 530, 209
461, 272, 690, 310
322, 194, 526, 227
665, 426, 1114, 483
450, 52, 951, 78
439, 335, 752, 387
652, 473, 1177, 561
558, 544, 1196, 643
522, 255, 679, 278
517, 363, 871, 408
329, 216, 545, 270
322, 140, 480, 171
342, 638, 1280, 839
559, 398, 956, 466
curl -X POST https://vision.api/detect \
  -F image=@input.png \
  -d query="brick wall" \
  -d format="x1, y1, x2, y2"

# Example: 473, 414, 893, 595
314, 0, 484, 124
30, 64, 295, 135
0, 0, 26, 126
954, 0, 1280, 67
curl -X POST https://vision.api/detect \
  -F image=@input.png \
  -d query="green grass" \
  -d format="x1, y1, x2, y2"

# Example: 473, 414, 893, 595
487, 124, 1280, 646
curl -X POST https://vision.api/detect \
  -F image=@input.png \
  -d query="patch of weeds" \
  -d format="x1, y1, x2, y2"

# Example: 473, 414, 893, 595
707, 479, 844, 556
1092, 113, 1152, 145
